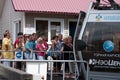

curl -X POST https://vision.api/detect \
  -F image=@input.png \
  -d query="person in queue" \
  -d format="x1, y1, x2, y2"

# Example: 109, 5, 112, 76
24, 34, 36, 59
2, 31, 14, 67
14, 32, 23, 49
41, 35, 48, 59
36, 37, 46, 60
56, 34, 63, 71
60, 36, 74, 78
48, 36, 61, 73
13, 32, 24, 69
31, 33, 37, 59
15, 41, 25, 70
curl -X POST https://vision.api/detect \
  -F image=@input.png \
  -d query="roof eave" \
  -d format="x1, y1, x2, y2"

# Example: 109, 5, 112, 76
14, 10, 80, 16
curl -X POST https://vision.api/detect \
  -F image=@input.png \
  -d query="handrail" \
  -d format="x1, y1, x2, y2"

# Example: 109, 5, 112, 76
0, 50, 74, 53
0, 50, 89, 80
0, 59, 89, 80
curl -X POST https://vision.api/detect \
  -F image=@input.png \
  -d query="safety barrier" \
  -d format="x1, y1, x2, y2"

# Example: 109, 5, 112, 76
0, 60, 89, 80
0, 50, 89, 80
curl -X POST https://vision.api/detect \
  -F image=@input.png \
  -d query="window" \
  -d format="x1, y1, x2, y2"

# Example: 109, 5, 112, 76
82, 22, 120, 52
36, 20, 48, 41
50, 22, 61, 40
80, 22, 120, 72
14, 20, 22, 38
35, 19, 63, 43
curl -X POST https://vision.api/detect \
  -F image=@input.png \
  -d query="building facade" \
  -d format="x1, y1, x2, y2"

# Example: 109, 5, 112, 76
0, 0, 91, 44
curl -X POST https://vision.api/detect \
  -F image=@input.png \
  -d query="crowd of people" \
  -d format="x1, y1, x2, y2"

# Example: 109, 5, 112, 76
0, 30, 74, 77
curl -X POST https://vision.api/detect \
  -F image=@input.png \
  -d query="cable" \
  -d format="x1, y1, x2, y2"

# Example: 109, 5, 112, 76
94, 0, 120, 10
102, 0, 110, 4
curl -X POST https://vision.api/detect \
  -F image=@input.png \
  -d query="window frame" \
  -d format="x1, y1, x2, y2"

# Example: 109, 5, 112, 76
34, 18, 64, 44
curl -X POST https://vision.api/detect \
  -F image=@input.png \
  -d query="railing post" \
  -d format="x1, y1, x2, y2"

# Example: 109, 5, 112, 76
50, 60, 53, 80
63, 62, 65, 80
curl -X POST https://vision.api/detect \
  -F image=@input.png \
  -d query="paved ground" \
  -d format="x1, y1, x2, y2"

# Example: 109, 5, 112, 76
0, 74, 80, 80
47, 76, 75, 80
0, 75, 7, 80
47, 72, 78, 80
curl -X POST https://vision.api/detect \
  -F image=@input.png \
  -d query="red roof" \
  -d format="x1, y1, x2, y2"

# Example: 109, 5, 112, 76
12, 0, 120, 14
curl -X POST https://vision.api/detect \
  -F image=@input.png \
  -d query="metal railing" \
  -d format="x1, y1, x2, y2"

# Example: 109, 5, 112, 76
0, 50, 89, 80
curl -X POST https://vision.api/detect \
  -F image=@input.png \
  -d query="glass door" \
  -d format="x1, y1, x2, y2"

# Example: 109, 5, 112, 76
50, 22, 61, 40
35, 18, 64, 44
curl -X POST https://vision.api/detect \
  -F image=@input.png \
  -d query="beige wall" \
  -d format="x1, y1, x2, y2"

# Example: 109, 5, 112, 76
25, 13, 78, 37
26, 13, 78, 28
0, 0, 23, 40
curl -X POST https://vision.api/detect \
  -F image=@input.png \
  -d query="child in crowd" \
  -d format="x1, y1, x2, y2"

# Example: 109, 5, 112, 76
15, 41, 25, 70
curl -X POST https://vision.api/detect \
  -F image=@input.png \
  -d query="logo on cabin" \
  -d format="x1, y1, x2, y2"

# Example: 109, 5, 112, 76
96, 14, 102, 21
103, 40, 114, 52
16, 51, 22, 59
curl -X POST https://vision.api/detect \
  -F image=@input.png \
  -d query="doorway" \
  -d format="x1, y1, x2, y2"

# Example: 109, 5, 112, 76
69, 21, 77, 43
